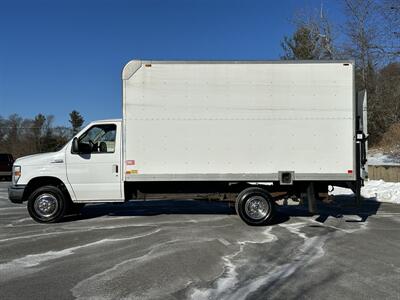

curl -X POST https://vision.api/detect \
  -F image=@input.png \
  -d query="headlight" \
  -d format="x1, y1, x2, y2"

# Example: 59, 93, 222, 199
12, 165, 21, 185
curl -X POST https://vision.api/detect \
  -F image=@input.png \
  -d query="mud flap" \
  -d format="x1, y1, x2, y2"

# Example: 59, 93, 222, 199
355, 176, 362, 206
307, 182, 317, 214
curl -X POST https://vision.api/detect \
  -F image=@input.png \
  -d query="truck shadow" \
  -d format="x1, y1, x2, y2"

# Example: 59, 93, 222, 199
277, 195, 381, 224
63, 195, 381, 226
62, 199, 236, 222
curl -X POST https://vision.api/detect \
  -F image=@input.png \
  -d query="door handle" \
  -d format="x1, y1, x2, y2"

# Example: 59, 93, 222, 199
113, 164, 119, 173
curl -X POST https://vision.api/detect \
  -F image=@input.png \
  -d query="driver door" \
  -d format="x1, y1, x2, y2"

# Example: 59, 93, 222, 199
66, 122, 122, 202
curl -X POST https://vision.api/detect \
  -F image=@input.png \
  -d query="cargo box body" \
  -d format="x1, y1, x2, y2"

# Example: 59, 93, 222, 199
122, 61, 355, 182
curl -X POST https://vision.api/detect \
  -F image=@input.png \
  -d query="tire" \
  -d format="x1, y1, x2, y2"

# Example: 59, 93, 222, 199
235, 187, 275, 226
27, 185, 69, 223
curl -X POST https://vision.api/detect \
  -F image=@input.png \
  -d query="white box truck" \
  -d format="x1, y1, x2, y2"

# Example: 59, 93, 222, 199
8, 60, 368, 225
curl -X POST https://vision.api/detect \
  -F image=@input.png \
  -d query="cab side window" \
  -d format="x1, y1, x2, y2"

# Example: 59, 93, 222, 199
79, 124, 116, 153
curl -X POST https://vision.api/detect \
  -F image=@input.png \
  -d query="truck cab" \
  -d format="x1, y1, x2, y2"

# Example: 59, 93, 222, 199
8, 119, 123, 222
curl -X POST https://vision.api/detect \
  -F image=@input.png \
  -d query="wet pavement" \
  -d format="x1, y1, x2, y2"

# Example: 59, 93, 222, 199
0, 181, 399, 300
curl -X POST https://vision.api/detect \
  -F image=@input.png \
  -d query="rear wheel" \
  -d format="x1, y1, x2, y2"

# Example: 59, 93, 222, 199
27, 185, 69, 223
235, 187, 275, 226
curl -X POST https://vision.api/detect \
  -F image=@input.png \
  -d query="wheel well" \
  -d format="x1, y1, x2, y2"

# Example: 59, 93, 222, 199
23, 177, 72, 202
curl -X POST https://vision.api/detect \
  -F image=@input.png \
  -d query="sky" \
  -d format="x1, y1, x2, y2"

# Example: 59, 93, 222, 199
0, 0, 345, 126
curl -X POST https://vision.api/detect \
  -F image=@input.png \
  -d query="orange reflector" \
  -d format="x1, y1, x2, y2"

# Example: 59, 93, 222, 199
145, 64, 152, 67
126, 160, 135, 165
125, 170, 138, 174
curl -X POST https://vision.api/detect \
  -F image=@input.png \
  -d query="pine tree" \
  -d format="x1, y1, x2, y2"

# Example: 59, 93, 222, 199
69, 110, 84, 135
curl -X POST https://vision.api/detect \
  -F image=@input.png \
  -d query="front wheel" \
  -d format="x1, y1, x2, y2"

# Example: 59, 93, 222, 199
235, 187, 275, 226
27, 185, 69, 223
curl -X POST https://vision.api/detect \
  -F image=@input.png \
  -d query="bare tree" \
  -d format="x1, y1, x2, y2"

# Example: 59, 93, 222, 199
379, 0, 400, 57
0, 116, 6, 148
0, 114, 73, 158
341, 0, 386, 144
281, 6, 337, 60
341, 0, 383, 88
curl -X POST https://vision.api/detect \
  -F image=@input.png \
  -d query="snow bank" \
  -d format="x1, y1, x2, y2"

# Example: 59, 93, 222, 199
332, 180, 400, 204
368, 152, 400, 166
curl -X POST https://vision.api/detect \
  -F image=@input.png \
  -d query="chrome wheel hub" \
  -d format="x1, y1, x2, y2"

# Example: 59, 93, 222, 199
245, 196, 270, 220
34, 194, 58, 218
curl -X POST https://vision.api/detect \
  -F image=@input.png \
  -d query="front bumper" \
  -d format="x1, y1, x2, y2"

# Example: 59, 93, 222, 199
8, 185, 26, 204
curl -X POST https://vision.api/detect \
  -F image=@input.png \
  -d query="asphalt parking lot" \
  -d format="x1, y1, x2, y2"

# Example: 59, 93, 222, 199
0, 181, 400, 300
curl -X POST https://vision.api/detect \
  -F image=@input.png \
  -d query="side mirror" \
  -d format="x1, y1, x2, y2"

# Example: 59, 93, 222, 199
72, 137, 79, 153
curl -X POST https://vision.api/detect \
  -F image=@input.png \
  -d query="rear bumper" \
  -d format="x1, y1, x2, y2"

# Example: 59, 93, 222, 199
8, 185, 26, 204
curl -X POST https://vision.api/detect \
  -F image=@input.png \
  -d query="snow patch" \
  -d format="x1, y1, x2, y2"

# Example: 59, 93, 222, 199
190, 227, 277, 300
332, 180, 400, 204
230, 236, 327, 300
71, 238, 185, 299
279, 222, 308, 239
190, 217, 369, 300
0, 231, 74, 243
368, 152, 400, 166
0, 229, 161, 280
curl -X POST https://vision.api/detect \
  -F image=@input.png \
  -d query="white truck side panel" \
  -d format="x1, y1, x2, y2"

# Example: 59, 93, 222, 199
123, 61, 355, 181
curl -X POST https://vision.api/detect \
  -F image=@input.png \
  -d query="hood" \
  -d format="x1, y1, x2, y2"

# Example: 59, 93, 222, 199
15, 151, 64, 166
